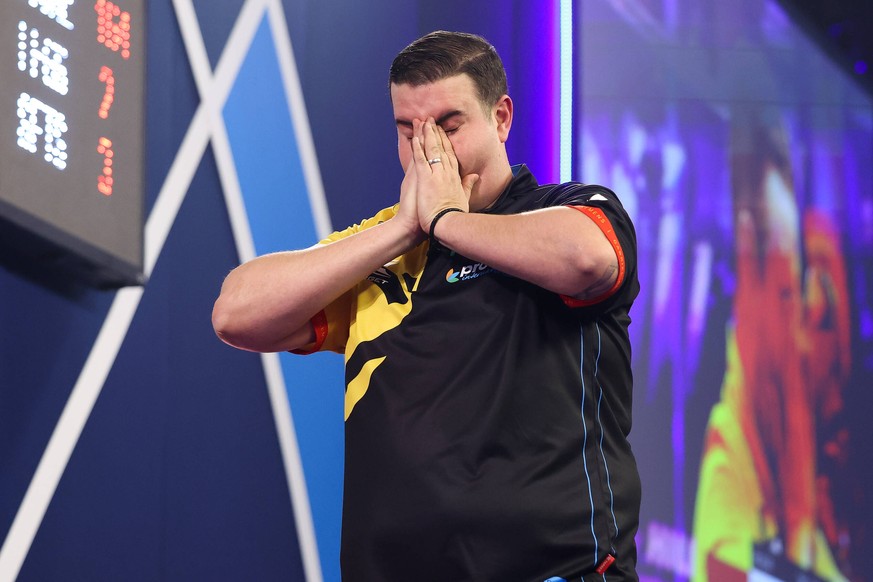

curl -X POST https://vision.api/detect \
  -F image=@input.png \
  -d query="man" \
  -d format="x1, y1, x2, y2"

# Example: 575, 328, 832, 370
213, 31, 640, 581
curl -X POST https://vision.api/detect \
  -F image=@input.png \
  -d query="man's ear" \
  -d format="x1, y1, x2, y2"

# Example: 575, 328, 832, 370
493, 95, 513, 143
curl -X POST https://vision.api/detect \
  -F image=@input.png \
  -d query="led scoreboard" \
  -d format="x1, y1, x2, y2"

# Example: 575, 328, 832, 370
0, 0, 144, 287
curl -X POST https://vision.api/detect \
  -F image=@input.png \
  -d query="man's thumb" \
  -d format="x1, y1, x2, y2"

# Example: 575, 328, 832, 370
462, 174, 480, 195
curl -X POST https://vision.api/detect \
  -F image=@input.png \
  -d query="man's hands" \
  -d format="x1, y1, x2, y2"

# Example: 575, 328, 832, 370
395, 156, 427, 247
398, 118, 479, 236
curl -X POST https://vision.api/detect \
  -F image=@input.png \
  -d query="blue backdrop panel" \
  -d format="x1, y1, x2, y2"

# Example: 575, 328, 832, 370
0, 278, 112, 546
192, 0, 248, 70
145, 0, 201, 215
19, 145, 304, 581
223, 13, 345, 582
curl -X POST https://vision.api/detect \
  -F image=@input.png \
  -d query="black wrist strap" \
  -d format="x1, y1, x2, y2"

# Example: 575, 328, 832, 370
429, 207, 464, 251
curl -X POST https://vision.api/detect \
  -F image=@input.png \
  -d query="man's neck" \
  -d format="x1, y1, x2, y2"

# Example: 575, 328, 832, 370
469, 163, 514, 212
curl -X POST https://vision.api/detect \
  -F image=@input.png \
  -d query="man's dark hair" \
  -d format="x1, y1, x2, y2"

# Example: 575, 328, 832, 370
389, 31, 508, 108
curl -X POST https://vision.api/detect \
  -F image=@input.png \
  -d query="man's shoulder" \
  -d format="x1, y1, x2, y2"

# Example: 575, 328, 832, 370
354, 204, 399, 231
534, 181, 622, 208
323, 205, 399, 243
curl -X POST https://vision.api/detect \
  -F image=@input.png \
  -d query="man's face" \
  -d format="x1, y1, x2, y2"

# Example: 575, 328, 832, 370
390, 74, 508, 183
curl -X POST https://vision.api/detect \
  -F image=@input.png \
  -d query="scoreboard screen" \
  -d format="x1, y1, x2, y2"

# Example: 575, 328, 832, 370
0, 0, 145, 288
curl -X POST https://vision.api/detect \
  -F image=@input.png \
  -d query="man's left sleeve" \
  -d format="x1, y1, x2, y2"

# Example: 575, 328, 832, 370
548, 184, 638, 308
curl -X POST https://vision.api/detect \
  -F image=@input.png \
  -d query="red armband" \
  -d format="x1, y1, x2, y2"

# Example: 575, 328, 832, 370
290, 309, 328, 355
560, 205, 626, 308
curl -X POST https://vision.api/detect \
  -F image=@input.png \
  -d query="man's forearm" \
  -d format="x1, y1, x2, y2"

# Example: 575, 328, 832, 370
212, 217, 421, 352
432, 206, 619, 300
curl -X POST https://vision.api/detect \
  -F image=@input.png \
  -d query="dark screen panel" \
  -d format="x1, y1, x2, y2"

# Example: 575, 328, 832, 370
0, 0, 145, 287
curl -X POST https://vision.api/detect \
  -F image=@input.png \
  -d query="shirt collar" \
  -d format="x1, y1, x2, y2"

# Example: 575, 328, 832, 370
482, 164, 538, 214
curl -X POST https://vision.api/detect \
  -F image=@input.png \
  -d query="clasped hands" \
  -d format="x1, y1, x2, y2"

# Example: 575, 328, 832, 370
397, 118, 480, 243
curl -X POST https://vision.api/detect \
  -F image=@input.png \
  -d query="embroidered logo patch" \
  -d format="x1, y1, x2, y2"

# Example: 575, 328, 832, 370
445, 262, 492, 283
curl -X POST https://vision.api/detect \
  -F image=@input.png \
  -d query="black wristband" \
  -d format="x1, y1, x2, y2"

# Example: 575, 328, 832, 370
429, 207, 464, 250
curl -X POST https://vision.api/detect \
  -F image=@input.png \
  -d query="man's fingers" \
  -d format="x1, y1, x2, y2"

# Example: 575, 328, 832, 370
461, 173, 479, 197
422, 119, 446, 167
413, 120, 441, 171
435, 125, 459, 171
411, 119, 426, 163
411, 135, 429, 168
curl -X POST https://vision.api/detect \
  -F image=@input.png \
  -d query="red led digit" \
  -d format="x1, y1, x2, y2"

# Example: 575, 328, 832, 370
97, 137, 114, 196
98, 66, 114, 118
94, 0, 131, 60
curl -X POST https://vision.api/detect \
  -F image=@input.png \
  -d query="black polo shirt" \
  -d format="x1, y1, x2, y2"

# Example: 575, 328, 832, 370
304, 165, 641, 581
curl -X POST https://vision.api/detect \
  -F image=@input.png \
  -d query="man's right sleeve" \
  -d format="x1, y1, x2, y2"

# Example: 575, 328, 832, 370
290, 288, 353, 355
291, 205, 399, 355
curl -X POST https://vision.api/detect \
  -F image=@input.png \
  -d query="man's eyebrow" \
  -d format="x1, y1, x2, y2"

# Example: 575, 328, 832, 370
395, 110, 465, 128
435, 110, 464, 125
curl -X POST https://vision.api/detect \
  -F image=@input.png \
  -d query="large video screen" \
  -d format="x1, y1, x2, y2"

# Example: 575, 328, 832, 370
577, 0, 873, 579
0, 0, 145, 287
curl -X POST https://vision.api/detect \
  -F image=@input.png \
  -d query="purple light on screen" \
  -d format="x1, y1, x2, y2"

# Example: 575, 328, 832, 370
854, 60, 868, 74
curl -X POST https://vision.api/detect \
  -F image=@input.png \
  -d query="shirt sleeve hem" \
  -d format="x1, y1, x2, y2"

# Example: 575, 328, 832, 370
559, 205, 626, 308
290, 309, 328, 355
